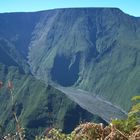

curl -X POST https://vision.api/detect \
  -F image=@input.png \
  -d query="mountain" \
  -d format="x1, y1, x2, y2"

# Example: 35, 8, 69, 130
0, 10, 105, 139
0, 41, 104, 139
0, 8, 140, 139
28, 8, 140, 111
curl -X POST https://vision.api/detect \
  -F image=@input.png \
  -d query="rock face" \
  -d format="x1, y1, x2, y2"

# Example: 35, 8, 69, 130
28, 8, 140, 111
0, 9, 106, 139
0, 8, 140, 139
0, 39, 103, 140
0, 64, 101, 139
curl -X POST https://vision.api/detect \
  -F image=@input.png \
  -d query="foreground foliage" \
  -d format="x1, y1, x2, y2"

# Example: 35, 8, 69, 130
35, 122, 140, 140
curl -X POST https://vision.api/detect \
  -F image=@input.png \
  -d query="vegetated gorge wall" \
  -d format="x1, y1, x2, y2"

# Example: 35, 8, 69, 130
0, 8, 140, 138
28, 8, 140, 111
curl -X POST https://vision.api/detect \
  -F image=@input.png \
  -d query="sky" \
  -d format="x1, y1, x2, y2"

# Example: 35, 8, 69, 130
0, 0, 140, 17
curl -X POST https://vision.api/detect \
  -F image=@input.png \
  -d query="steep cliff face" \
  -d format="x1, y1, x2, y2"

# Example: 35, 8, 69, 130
0, 65, 103, 139
0, 8, 140, 138
28, 8, 140, 111
0, 40, 102, 139
0, 12, 41, 56
0, 10, 105, 139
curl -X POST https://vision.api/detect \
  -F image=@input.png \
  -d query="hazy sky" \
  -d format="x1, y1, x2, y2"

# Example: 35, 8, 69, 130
0, 0, 140, 17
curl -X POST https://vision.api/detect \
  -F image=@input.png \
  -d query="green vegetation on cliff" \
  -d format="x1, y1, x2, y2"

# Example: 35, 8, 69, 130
0, 8, 140, 139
